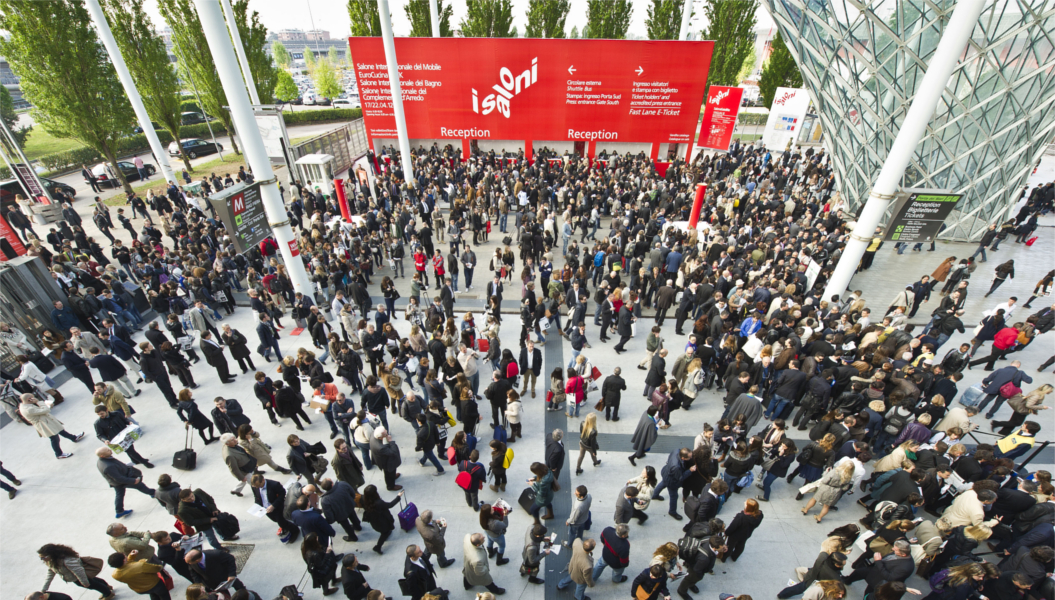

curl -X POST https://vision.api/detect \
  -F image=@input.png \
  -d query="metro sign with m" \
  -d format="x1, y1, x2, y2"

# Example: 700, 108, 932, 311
231, 192, 246, 226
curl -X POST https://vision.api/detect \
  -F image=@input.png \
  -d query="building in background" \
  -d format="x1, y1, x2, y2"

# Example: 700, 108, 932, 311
1, 57, 29, 110
761, 0, 1055, 240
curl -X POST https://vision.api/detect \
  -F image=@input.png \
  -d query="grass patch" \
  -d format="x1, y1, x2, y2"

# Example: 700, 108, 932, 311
23, 128, 85, 160
102, 154, 247, 206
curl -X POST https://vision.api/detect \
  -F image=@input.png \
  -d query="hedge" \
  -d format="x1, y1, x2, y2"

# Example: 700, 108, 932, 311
33, 109, 362, 174
737, 113, 769, 126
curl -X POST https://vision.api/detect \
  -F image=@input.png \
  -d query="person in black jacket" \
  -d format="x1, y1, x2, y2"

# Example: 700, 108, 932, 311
152, 530, 193, 582
631, 565, 670, 600
759, 440, 797, 502
652, 448, 697, 519
341, 554, 375, 600
763, 361, 808, 420
60, 341, 95, 392
595, 524, 630, 583
359, 484, 404, 555
545, 430, 565, 481
96, 447, 155, 518
843, 540, 914, 595
184, 548, 245, 591
403, 545, 447, 600
677, 535, 724, 600
176, 389, 217, 445
724, 499, 764, 561
414, 414, 445, 474
250, 474, 297, 543
287, 435, 325, 485
161, 341, 197, 389
94, 405, 152, 468
220, 325, 255, 374
211, 398, 251, 436
199, 331, 235, 384
138, 342, 178, 407
601, 368, 627, 421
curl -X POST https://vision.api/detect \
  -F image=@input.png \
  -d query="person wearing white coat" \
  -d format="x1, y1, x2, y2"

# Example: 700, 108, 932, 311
18, 394, 83, 458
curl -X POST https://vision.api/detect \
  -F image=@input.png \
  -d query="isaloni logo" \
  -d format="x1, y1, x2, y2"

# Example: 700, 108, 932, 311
709, 88, 730, 105
773, 91, 797, 107
471, 57, 538, 118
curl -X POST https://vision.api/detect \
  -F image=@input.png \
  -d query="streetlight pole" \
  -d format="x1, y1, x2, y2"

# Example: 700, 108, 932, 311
193, 0, 312, 294
85, 0, 177, 185
679, 0, 694, 40
377, 0, 415, 187
219, 0, 261, 105
822, 0, 987, 301
429, 0, 441, 37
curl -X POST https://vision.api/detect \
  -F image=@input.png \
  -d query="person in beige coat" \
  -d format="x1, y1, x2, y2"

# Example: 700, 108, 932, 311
463, 533, 505, 595
941, 489, 1000, 529
935, 406, 979, 433
416, 510, 456, 567
238, 425, 292, 474
18, 393, 83, 459
557, 538, 596, 599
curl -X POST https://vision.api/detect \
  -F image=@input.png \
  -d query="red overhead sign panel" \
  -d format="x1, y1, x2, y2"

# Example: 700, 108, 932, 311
697, 85, 744, 151
348, 37, 713, 146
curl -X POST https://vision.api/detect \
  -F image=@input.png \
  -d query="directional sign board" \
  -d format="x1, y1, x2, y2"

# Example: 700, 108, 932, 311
884, 189, 963, 243
209, 181, 270, 253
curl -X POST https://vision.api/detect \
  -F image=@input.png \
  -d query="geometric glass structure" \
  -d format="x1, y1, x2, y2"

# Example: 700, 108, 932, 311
760, 0, 1055, 240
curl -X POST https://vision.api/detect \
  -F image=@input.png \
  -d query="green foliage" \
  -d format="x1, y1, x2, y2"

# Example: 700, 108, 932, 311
0, 0, 135, 191
759, 32, 803, 108
646, 0, 686, 40
569, 25, 580, 38
700, 0, 757, 87
158, 0, 240, 154
347, 0, 383, 37
304, 49, 316, 73
737, 112, 768, 125
272, 41, 291, 68
282, 108, 361, 125
524, 0, 569, 38
461, 0, 515, 37
312, 57, 342, 101
406, 0, 453, 36
180, 100, 201, 114
584, 0, 632, 39
232, 0, 277, 104
274, 70, 300, 107
737, 46, 758, 82
100, 0, 188, 171
0, 85, 31, 150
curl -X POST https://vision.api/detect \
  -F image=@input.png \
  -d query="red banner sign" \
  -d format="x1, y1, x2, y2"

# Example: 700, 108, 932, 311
348, 38, 713, 148
0, 213, 27, 261
696, 86, 744, 151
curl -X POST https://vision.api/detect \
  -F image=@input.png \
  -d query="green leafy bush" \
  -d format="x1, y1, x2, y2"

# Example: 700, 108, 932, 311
737, 113, 769, 126
282, 108, 362, 124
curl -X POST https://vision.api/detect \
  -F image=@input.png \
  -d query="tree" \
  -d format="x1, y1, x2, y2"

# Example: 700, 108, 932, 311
700, 0, 757, 87
347, 0, 383, 37
274, 70, 299, 112
0, 86, 31, 151
100, 0, 191, 172
736, 46, 757, 82
569, 25, 580, 38
524, 0, 569, 38
406, 0, 453, 36
158, 0, 239, 155
0, 0, 136, 192
272, 41, 291, 68
584, 0, 632, 39
232, 0, 278, 104
645, 0, 687, 40
304, 48, 316, 74
758, 31, 803, 108
312, 56, 341, 101
461, 0, 515, 38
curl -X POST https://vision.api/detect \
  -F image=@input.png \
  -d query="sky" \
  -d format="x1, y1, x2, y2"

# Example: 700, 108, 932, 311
142, 0, 776, 39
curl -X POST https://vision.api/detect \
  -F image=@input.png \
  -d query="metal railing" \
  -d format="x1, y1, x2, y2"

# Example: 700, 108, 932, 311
964, 428, 1050, 471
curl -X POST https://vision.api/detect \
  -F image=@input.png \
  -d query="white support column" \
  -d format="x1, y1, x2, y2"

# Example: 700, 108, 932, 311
86, 0, 177, 185
822, 0, 986, 301
378, 0, 416, 188
219, 0, 261, 105
679, 0, 694, 40
194, 0, 312, 294
429, 0, 441, 37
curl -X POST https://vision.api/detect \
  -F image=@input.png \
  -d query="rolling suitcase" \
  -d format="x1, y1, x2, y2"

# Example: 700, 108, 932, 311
959, 383, 984, 408
173, 429, 197, 470
397, 494, 418, 532
518, 487, 536, 513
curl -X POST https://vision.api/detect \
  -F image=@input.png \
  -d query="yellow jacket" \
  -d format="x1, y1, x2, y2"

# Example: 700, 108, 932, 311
112, 559, 163, 593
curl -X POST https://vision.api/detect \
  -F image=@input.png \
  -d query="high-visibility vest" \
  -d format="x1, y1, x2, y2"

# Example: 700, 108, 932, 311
997, 431, 1035, 454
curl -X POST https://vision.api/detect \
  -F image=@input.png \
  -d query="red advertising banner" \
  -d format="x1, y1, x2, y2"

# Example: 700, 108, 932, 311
348, 38, 713, 149
0, 213, 27, 261
696, 86, 744, 151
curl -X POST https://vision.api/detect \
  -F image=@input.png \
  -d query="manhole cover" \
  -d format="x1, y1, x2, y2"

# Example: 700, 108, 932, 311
221, 543, 255, 574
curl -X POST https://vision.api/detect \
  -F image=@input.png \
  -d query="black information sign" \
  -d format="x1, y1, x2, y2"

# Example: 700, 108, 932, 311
884, 189, 963, 243
209, 181, 270, 253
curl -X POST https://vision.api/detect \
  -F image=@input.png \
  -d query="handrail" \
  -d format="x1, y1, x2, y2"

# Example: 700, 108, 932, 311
1017, 441, 1050, 471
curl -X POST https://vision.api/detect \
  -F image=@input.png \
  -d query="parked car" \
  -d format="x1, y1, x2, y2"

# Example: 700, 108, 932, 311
181, 111, 207, 125
167, 138, 223, 159
315, 97, 332, 106
332, 98, 357, 109
0, 178, 77, 208
90, 161, 157, 188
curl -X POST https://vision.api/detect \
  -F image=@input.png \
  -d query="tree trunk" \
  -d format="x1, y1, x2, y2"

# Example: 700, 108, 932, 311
164, 126, 194, 173
101, 141, 133, 195
222, 119, 240, 156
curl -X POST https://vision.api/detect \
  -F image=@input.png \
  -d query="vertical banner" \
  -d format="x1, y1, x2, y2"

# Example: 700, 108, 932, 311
12, 163, 47, 202
697, 86, 744, 151
0, 213, 27, 260
761, 87, 811, 150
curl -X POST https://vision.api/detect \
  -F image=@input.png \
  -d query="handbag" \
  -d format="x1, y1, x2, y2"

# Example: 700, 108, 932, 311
635, 580, 660, 600
81, 556, 105, 579
158, 569, 175, 591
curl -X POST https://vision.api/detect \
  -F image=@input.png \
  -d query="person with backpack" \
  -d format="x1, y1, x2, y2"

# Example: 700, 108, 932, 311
676, 534, 724, 600
873, 395, 916, 458
984, 260, 1015, 298
456, 449, 487, 511
414, 413, 445, 475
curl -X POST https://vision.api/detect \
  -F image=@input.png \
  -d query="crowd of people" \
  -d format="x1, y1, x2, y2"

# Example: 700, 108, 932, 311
2, 139, 1053, 600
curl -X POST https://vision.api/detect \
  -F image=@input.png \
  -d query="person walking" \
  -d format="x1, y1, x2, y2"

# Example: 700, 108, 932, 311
139, 342, 178, 408
971, 224, 998, 262
480, 503, 510, 566
403, 544, 447, 600
94, 405, 152, 468
724, 499, 764, 561
199, 331, 236, 384
593, 524, 630, 583
220, 433, 257, 497
358, 484, 403, 555
527, 462, 555, 523
19, 393, 83, 459
87, 348, 140, 398
220, 325, 256, 374
628, 406, 660, 466
249, 474, 298, 544
38, 543, 115, 599
576, 413, 601, 475
651, 448, 696, 519
107, 550, 171, 600
176, 389, 218, 445
318, 478, 363, 542
463, 532, 506, 595
984, 260, 1015, 298
97, 446, 156, 519
677, 535, 724, 600
415, 509, 457, 568
557, 538, 596, 600
601, 367, 626, 421
238, 424, 292, 474
176, 488, 231, 550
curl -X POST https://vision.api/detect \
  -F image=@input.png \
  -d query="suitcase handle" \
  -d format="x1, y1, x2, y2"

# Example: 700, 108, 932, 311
398, 493, 408, 509
185, 425, 194, 451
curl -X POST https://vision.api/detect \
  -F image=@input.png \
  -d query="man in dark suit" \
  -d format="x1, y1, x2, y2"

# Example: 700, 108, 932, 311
677, 535, 724, 600
291, 494, 336, 545
692, 480, 728, 524
601, 368, 627, 421
486, 277, 503, 306
184, 548, 245, 591
651, 448, 696, 519
843, 540, 913, 595
484, 370, 512, 428
96, 446, 155, 519
440, 278, 455, 320
250, 474, 298, 543
199, 331, 235, 383
545, 429, 565, 481
88, 347, 140, 398
518, 339, 543, 399
992, 480, 1038, 520
152, 530, 192, 582
318, 478, 362, 542
61, 341, 96, 392
403, 544, 447, 600
256, 314, 282, 362
613, 302, 635, 353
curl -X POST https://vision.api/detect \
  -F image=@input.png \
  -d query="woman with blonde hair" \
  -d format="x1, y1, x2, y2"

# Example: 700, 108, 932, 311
920, 563, 987, 600
992, 384, 1052, 435
801, 460, 855, 523
801, 580, 846, 600
576, 412, 601, 475
648, 542, 680, 580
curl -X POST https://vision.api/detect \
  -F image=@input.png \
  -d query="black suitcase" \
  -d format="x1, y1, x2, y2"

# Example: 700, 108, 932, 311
213, 512, 240, 539
518, 487, 536, 513
173, 429, 197, 470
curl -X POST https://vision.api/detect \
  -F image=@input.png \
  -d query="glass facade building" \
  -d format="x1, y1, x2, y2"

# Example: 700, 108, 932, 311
760, 0, 1055, 240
